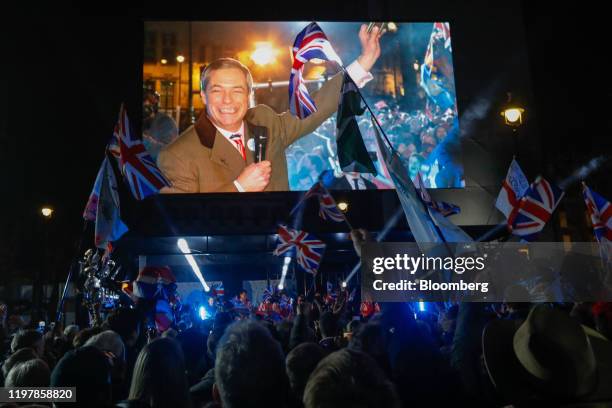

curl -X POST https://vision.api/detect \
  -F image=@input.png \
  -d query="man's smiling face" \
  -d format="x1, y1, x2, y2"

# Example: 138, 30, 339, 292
201, 67, 249, 132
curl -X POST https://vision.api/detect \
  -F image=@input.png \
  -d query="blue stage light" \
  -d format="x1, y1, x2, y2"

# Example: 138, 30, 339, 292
199, 306, 207, 320
418, 301, 426, 312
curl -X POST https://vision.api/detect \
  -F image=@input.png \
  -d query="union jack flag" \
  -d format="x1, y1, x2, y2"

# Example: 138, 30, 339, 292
414, 172, 460, 217
273, 225, 326, 275
109, 104, 170, 200
508, 176, 565, 241
211, 282, 225, 298
582, 183, 612, 242
306, 181, 345, 222
289, 22, 343, 119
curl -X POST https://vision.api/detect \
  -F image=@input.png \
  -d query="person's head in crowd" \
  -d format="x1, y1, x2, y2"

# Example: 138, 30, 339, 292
286, 342, 327, 403
344, 319, 362, 343
142, 87, 160, 125
303, 349, 400, 408
438, 304, 459, 337
434, 125, 448, 142
50, 346, 112, 408
143, 114, 179, 160
5, 359, 50, 387
72, 326, 103, 348
237, 289, 248, 303
63, 324, 80, 344
214, 320, 288, 408
349, 322, 390, 375
103, 308, 141, 347
293, 148, 305, 165
207, 296, 216, 307
2, 347, 38, 378
503, 301, 532, 320
318, 312, 339, 340
275, 319, 294, 354
421, 135, 437, 156
570, 302, 597, 329
407, 153, 425, 180
483, 304, 612, 406
162, 327, 178, 338
298, 154, 325, 180
592, 302, 612, 340
85, 330, 126, 362
397, 143, 407, 155
11, 329, 44, 357
207, 312, 233, 361
128, 337, 191, 408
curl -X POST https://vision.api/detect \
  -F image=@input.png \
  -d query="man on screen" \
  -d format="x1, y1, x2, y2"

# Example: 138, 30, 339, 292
157, 24, 384, 193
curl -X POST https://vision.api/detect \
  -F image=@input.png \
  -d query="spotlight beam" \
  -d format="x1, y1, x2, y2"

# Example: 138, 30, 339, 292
177, 239, 210, 292
278, 256, 291, 290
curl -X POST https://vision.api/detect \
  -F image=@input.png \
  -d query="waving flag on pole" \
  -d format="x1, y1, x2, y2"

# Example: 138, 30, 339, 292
420, 22, 455, 111
336, 73, 377, 174
292, 181, 345, 222
91, 157, 129, 249
508, 176, 565, 241
414, 172, 460, 217
496, 158, 529, 219
110, 104, 170, 200
582, 183, 612, 242
211, 282, 225, 298
372, 117, 472, 245
289, 22, 343, 119
273, 225, 326, 275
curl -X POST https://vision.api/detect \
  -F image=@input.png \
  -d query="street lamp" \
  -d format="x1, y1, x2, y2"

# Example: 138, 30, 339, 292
36, 205, 54, 322
161, 58, 168, 65
250, 42, 278, 66
501, 107, 525, 127
41, 207, 54, 218
501, 92, 526, 156
337, 201, 349, 213
176, 55, 185, 127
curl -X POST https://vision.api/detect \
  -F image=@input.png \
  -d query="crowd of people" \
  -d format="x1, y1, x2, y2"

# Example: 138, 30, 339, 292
2, 231, 612, 408
285, 98, 465, 191
2, 291, 612, 407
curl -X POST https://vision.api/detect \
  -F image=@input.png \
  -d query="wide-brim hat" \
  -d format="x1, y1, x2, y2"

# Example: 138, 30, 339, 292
482, 304, 612, 406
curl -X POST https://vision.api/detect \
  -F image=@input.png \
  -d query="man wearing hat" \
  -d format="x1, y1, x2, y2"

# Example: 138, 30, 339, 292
482, 304, 612, 406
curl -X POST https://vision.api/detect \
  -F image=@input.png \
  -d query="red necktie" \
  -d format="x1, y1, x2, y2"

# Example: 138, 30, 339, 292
229, 134, 246, 161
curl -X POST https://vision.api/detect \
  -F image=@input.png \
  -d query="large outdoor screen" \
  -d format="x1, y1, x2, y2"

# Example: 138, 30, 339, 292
143, 21, 464, 193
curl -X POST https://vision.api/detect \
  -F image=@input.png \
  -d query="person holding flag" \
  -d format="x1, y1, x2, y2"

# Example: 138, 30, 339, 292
158, 23, 385, 193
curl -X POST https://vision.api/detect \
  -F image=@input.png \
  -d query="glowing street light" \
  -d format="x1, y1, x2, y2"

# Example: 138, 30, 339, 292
41, 207, 54, 218
176, 55, 185, 63
160, 58, 168, 65
501, 107, 525, 127
250, 42, 278, 66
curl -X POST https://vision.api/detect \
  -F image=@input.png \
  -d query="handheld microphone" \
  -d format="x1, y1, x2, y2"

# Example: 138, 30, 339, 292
250, 127, 268, 163
257, 133, 268, 162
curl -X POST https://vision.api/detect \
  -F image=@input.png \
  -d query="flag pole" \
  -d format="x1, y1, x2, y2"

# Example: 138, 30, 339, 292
56, 221, 89, 323
339, 207, 354, 230
339, 66, 397, 155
